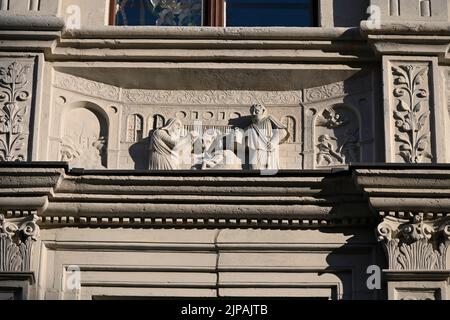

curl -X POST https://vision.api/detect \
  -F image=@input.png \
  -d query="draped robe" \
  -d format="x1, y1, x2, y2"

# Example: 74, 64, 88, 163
149, 129, 180, 170
246, 116, 289, 170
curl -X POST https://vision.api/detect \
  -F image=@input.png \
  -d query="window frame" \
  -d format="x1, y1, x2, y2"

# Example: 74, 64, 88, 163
109, 0, 317, 27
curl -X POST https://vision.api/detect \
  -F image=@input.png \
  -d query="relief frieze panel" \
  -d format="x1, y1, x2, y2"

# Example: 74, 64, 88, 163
51, 71, 375, 170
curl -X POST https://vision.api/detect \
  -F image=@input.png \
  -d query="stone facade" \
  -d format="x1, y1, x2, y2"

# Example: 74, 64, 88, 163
0, 0, 450, 299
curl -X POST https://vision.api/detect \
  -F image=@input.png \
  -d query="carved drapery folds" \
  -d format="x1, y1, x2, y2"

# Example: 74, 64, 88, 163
377, 213, 450, 271
0, 61, 32, 162
392, 64, 432, 163
0, 214, 39, 272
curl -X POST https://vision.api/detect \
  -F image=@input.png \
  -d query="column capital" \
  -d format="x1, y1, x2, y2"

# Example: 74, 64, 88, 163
0, 213, 40, 272
377, 212, 450, 271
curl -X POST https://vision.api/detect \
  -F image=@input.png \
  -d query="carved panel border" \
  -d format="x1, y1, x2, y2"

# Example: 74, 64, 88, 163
0, 57, 37, 162
383, 56, 445, 163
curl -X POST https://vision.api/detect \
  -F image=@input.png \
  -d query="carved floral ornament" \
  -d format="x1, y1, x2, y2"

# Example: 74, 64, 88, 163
0, 62, 31, 162
377, 213, 450, 271
0, 214, 40, 272
392, 64, 432, 163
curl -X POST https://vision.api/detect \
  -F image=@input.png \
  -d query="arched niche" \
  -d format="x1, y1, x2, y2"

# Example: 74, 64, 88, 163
60, 101, 109, 169
282, 116, 297, 143
151, 114, 165, 131
314, 104, 361, 168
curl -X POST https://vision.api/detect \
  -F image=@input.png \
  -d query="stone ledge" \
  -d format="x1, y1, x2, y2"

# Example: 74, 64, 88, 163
62, 26, 362, 41
361, 21, 450, 36
0, 272, 35, 284
384, 270, 450, 281
0, 14, 65, 31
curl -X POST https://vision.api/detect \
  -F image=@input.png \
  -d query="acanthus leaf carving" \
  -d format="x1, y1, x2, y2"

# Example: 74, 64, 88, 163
377, 213, 450, 271
0, 213, 39, 272
392, 64, 433, 163
0, 62, 31, 162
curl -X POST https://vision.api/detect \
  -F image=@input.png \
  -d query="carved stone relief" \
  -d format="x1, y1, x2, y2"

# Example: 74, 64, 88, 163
54, 72, 120, 102
126, 114, 144, 143
148, 104, 289, 171
0, 213, 39, 272
377, 213, 450, 270
303, 78, 367, 103
314, 106, 360, 167
52, 71, 374, 170
282, 116, 297, 143
304, 82, 346, 103
392, 64, 433, 163
53, 71, 303, 106
60, 106, 108, 169
0, 61, 34, 162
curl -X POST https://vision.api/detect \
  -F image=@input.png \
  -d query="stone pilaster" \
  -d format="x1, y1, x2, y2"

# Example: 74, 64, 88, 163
0, 59, 36, 162
382, 56, 446, 163
370, 0, 449, 22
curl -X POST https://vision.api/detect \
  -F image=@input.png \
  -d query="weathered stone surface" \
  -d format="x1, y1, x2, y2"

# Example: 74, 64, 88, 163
1, 0, 450, 300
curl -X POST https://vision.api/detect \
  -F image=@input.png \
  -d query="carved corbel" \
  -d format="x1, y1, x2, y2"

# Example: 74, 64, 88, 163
0, 213, 40, 272
377, 213, 450, 270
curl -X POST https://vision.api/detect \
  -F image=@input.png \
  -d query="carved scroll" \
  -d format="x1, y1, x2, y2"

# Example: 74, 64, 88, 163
0, 214, 39, 272
377, 213, 450, 271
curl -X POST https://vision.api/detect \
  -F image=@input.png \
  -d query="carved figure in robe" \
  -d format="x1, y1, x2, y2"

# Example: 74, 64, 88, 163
149, 118, 198, 170
245, 104, 290, 170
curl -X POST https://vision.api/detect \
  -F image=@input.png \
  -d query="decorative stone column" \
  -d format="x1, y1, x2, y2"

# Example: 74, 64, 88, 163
0, 213, 39, 299
377, 213, 450, 300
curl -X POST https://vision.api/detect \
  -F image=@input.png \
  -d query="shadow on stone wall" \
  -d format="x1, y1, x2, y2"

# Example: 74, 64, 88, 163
129, 138, 150, 170
333, 0, 370, 27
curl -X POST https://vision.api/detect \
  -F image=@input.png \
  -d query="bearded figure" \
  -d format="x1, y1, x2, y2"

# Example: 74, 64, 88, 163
245, 104, 290, 170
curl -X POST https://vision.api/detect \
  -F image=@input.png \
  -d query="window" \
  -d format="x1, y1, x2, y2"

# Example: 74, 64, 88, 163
110, 0, 317, 27
112, 0, 204, 26
226, 0, 316, 27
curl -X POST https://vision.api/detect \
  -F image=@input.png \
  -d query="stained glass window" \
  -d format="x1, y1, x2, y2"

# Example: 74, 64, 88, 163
113, 0, 203, 26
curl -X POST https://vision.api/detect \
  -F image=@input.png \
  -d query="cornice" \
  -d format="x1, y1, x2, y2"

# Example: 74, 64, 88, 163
1, 164, 450, 230
0, 163, 373, 229
353, 166, 450, 215
360, 22, 450, 63
0, 14, 64, 31
62, 26, 363, 41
